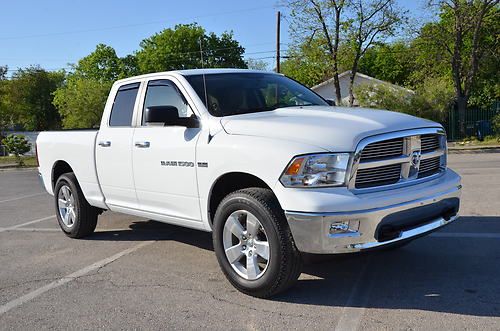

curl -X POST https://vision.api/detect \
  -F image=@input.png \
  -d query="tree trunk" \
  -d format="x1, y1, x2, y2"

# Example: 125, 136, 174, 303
456, 95, 467, 138
333, 7, 342, 105
348, 54, 360, 107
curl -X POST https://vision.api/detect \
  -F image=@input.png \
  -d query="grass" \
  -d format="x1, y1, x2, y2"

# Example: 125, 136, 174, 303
454, 135, 500, 146
0, 155, 37, 167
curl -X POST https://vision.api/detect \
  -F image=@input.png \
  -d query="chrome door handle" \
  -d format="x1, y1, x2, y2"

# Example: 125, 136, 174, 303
134, 141, 150, 148
98, 141, 111, 147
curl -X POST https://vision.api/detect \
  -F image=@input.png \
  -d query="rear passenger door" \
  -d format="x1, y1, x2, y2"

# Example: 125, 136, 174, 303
96, 82, 140, 209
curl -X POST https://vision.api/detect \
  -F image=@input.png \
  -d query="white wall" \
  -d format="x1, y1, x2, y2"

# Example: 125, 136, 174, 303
312, 74, 378, 106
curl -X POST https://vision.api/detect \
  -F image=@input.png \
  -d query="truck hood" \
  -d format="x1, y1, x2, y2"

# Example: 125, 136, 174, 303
220, 106, 440, 152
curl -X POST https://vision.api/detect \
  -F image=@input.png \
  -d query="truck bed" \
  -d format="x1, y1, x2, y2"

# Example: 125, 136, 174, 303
37, 130, 107, 209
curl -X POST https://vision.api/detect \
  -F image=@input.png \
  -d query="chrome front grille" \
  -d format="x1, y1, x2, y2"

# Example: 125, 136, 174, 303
355, 163, 402, 188
421, 134, 440, 152
350, 128, 446, 191
360, 138, 404, 160
418, 156, 441, 178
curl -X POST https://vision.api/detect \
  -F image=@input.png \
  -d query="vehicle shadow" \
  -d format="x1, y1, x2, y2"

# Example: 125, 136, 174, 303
85, 215, 500, 317
275, 215, 500, 317
85, 219, 214, 252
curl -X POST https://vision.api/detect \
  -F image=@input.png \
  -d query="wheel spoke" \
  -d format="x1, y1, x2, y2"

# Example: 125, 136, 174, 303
63, 209, 70, 225
225, 244, 243, 264
69, 208, 76, 224
61, 186, 70, 201
246, 254, 260, 279
58, 199, 66, 207
254, 240, 269, 260
246, 212, 260, 237
224, 214, 244, 238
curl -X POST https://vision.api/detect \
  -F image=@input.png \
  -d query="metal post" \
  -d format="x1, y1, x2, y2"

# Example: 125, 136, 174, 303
276, 11, 281, 73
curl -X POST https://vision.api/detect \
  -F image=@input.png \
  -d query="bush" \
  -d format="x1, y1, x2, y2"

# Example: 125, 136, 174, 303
492, 113, 500, 136
355, 77, 455, 123
1, 134, 31, 166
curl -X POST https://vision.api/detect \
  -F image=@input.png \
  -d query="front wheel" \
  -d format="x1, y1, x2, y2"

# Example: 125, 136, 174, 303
212, 188, 302, 298
54, 172, 98, 238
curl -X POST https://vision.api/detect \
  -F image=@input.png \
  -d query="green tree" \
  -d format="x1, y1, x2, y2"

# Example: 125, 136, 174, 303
53, 78, 110, 129
119, 54, 140, 78
6, 66, 64, 131
136, 23, 246, 73
423, 0, 499, 136
2, 134, 31, 166
281, 36, 336, 87
53, 44, 135, 129
71, 43, 123, 82
358, 42, 416, 86
345, 0, 407, 106
286, 0, 348, 104
0, 66, 9, 133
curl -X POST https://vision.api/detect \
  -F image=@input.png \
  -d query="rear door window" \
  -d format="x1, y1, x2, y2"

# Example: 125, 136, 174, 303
109, 83, 140, 127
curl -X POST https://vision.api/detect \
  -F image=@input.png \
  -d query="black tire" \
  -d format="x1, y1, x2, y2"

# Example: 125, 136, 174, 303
212, 188, 302, 298
54, 172, 98, 238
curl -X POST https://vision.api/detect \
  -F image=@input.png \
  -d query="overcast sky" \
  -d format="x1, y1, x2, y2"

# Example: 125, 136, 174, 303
0, 0, 429, 73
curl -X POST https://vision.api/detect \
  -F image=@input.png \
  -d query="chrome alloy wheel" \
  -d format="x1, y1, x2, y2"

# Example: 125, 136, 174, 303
57, 185, 76, 228
222, 210, 270, 280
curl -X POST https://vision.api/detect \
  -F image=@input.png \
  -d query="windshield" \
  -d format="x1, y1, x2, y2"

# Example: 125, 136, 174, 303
184, 73, 328, 117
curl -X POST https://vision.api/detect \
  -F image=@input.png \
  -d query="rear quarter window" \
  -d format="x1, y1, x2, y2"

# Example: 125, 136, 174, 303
109, 83, 140, 127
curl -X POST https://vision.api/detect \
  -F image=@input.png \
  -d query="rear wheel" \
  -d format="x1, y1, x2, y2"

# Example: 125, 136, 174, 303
54, 172, 98, 238
213, 188, 302, 298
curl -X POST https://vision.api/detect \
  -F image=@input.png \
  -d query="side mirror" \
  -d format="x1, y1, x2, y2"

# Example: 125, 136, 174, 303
144, 106, 200, 128
326, 99, 336, 106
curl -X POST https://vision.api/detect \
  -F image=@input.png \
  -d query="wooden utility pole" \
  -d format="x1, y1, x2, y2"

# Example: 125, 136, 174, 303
276, 11, 281, 73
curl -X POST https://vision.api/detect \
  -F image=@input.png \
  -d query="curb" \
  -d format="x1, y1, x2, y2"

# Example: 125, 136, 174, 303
0, 166, 37, 171
448, 146, 500, 153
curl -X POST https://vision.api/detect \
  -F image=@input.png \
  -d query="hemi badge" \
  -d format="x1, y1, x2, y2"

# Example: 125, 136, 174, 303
197, 162, 208, 168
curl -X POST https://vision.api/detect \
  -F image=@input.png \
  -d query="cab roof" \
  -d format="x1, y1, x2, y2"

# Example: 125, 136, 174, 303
114, 68, 279, 85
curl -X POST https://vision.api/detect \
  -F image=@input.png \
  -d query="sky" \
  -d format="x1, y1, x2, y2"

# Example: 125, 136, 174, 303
0, 0, 428, 75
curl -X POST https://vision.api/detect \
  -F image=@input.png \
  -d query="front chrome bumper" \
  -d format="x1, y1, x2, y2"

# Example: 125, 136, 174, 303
285, 183, 461, 254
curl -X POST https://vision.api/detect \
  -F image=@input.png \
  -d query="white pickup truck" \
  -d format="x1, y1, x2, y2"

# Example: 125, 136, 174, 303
37, 69, 461, 297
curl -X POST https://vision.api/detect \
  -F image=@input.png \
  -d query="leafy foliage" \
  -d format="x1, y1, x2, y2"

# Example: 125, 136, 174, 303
5, 66, 64, 131
0, 68, 9, 132
355, 76, 455, 122
53, 44, 135, 129
358, 42, 415, 86
136, 23, 246, 73
1, 134, 31, 166
492, 113, 500, 134
281, 36, 336, 87
53, 78, 111, 129
52, 25, 247, 129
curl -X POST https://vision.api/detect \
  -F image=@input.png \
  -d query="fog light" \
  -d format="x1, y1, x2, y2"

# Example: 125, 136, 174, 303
329, 220, 360, 236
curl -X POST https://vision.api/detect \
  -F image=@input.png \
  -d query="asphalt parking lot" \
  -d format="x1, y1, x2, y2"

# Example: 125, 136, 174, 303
0, 152, 499, 330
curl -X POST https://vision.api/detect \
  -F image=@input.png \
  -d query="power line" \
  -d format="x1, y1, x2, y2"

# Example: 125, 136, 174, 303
0, 5, 281, 41
0, 43, 281, 67
2, 48, 289, 74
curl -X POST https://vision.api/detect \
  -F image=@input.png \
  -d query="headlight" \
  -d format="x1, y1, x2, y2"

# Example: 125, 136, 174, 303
280, 153, 351, 188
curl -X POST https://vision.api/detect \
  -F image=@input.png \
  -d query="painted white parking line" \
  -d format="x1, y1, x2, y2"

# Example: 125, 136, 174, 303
0, 215, 55, 233
430, 232, 500, 239
334, 258, 374, 331
1, 227, 61, 232
0, 193, 45, 204
0, 241, 154, 315
2, 227, 133, 233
